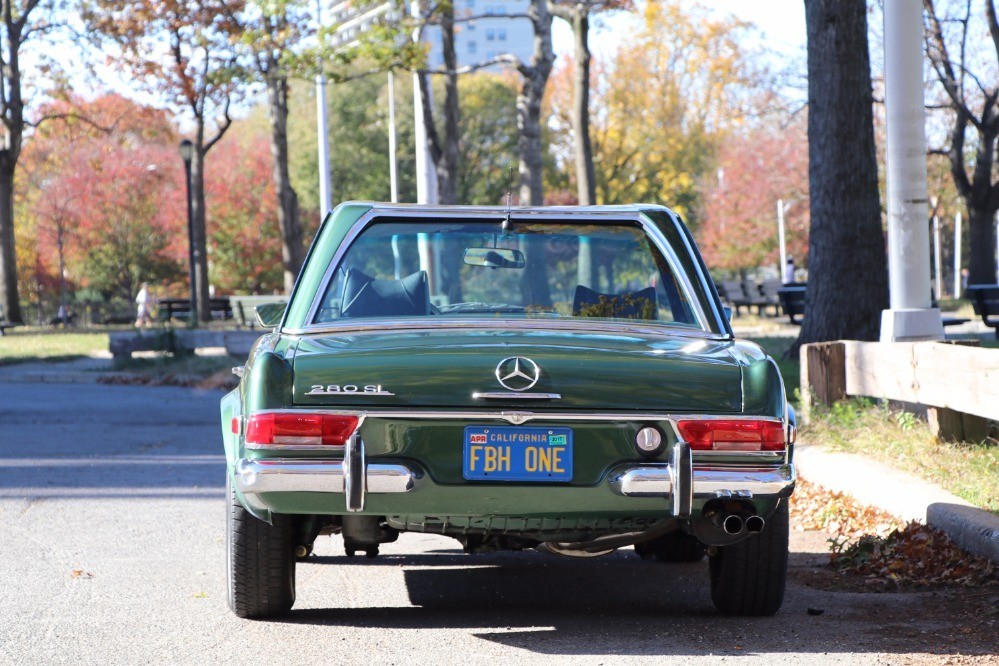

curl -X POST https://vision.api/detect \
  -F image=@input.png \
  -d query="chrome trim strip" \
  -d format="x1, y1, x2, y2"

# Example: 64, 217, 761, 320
299, 209, 713, 333
472, 392, 562, 400
285, 319, 727, 339
261, 407, 783, 425
233, 458, 414, 495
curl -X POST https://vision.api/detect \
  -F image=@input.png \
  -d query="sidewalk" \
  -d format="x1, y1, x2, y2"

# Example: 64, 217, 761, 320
795, 438, 999, 564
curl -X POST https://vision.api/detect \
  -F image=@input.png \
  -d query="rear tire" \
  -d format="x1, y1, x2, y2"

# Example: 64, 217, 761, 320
709, 501, 789, 616
226, 475, 296, 618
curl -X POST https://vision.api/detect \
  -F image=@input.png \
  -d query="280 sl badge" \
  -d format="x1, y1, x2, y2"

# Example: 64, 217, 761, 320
305, 384, 395, 396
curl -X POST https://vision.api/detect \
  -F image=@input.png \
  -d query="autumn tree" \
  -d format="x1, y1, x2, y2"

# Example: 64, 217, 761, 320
582, 1, 767, 218
794, 0, 887, 352
205, 132, 283, 294
697, 118, 810, 273
0, 0, 74, 324
227, 0, 312, 293
19, 94, 183, 308
547, 0, 629, 205
924, 0, 999, 286
87, 0, 244, 323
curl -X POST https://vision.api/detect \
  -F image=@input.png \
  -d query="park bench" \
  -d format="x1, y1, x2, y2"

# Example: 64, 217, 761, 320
965, 284, 999, 339
718, 280, 752, 316
778, 283, 970, 329
229, 295, 289, 328
156, 297, 233, 322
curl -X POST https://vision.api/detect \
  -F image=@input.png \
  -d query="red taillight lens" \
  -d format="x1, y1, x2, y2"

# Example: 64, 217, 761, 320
676, 419, 786, 451
245, 412, 359, 446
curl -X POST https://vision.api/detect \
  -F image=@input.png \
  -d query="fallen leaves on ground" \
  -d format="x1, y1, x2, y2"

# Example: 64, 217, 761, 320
791, 478, 998, 589
71, 569, 93, 579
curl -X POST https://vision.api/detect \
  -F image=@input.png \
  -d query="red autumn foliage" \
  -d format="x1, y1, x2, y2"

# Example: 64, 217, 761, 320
697, 120, 810, 274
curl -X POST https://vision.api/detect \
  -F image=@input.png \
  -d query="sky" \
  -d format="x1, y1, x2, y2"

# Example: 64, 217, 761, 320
553, 0, 807, 60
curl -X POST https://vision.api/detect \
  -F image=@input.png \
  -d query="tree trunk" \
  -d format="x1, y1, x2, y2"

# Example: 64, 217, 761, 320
0, 158, 21, 324
517, 0, 554, 206
438, 5, 460, 205
571, 10, 595, 206
966, 124, 998, 285
265, 69, 304, 294
794, 0, 887, 352
191, 147, 212, 323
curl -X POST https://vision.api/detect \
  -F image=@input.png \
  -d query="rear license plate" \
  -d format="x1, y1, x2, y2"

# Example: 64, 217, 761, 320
463, 426, 573, 482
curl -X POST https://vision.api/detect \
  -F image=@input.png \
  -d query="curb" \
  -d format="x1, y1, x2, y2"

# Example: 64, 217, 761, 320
927, 503, 999, 563
795, 440, 999, 564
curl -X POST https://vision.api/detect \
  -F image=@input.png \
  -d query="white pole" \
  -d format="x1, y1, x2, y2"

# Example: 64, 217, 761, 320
388, 70, 399, 203
411, 0, 438, 204
881, 0, 941, 340
954, 211, 962, 297
316, 0, 332, 215
933, 215, 942, 300
777, 199, 787, 280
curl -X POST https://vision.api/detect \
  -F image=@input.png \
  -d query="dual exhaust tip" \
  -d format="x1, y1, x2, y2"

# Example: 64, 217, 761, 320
713, 512, 765, 536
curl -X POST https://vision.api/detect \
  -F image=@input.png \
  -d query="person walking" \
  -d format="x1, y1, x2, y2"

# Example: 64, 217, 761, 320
135, 282, 153, 327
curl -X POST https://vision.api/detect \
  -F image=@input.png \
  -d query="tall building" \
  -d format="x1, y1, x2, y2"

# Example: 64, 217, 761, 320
326, 0, 534, 71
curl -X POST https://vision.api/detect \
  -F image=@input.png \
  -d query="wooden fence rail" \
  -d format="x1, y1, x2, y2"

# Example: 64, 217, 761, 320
801, 341, 999, 441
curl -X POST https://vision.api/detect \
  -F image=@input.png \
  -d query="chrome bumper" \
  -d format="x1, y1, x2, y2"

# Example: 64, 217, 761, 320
234, 438, 795, 515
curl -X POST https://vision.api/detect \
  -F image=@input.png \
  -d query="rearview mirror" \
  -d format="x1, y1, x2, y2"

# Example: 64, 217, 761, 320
463, 247, 526, 269
254, 302, 285, 329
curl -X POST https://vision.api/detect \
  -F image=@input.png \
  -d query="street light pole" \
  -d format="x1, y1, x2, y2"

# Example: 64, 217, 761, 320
179, 139, 196, 323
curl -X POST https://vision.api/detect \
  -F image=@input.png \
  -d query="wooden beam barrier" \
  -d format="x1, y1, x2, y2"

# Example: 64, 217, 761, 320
801, 341, 998, 441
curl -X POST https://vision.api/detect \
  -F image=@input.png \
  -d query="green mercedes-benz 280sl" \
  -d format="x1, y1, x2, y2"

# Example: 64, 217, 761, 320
221, 202, 796, 618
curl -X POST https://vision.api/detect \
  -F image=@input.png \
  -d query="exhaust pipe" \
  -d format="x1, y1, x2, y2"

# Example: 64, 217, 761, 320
745, 515, 765, 534
709, 511, 744, 535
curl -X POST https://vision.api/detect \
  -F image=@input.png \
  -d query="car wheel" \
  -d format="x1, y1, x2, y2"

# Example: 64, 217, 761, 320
708, 500, 788, 616
650, 531, 706, 563
226, 474, 296, 619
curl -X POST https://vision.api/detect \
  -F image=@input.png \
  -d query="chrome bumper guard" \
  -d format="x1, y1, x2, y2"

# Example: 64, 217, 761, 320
235, 435, 415, 513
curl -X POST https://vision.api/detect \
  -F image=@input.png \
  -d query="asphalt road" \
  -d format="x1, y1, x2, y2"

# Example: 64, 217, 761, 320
0, 382, 995, 665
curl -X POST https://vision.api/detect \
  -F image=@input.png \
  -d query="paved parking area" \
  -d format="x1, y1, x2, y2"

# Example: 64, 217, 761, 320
1, 382, 996, 665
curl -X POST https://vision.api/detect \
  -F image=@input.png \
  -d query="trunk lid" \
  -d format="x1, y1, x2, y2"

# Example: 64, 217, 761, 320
291, 327, 743, 412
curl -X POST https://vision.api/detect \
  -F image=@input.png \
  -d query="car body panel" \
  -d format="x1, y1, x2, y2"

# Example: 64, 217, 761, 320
222, 202, 794, 543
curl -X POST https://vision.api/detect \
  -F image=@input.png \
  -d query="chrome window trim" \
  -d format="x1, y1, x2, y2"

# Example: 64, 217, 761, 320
297, 208, 714, 334
283, 318, 727, 339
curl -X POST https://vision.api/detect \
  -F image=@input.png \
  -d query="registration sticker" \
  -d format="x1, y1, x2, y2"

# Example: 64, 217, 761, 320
463, 426, 573, 482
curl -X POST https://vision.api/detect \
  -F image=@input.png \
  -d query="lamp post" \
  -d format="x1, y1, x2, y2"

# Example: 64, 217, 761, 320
178, 139, 196, 322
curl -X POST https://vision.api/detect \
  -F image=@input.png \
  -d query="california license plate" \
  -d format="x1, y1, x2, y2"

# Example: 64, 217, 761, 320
463, 426, 573, 482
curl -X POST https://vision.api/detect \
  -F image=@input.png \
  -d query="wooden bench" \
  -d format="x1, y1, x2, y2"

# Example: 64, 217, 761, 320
965, 284, 999, 339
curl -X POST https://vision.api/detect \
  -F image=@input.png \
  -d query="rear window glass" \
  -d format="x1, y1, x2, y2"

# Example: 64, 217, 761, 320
313, 220, 701, 328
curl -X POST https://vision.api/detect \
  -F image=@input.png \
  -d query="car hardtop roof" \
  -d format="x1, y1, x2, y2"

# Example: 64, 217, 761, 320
324, 201, 679, 224
337, 201, 674, 216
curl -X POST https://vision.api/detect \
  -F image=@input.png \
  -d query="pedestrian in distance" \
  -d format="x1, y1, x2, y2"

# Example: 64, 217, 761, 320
783, 256, 796, 285
135, 282, 153, 327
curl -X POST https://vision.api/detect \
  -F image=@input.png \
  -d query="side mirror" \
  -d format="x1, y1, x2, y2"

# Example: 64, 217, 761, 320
463, 247, 526, 269
254, 302, 285, 329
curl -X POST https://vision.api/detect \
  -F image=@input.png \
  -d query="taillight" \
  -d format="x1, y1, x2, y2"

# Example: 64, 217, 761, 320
245, 412, 359, 446
676, 419, 785, 451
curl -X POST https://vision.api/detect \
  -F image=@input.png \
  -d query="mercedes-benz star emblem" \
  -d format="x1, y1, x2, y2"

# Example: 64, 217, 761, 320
495, 357, 541, 392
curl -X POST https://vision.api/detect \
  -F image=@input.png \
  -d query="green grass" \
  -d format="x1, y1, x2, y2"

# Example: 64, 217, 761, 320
0, 332, 108, 364
804, 397, 999, 514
